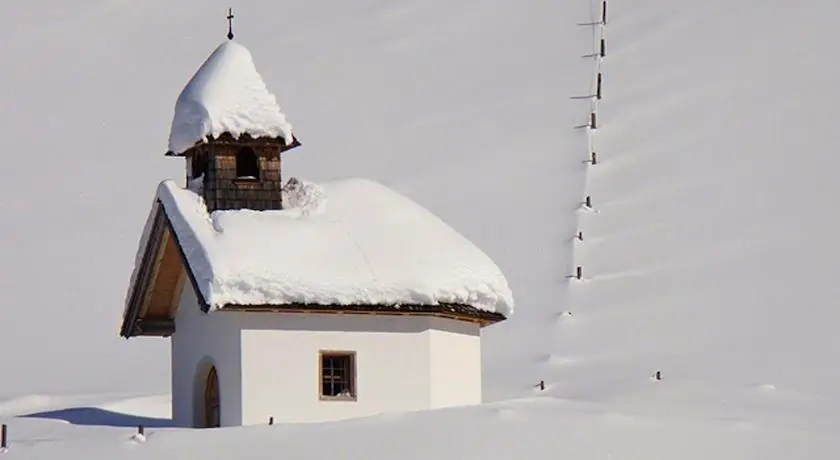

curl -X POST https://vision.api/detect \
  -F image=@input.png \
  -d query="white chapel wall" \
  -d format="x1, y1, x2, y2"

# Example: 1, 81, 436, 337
428, 317, 482, 408
171, 278, 243, 427
237, 313, 435, 424
173, 291, 487, 426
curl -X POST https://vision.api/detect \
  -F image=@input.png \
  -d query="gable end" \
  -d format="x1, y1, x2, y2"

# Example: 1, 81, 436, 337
121, 204, 206, 338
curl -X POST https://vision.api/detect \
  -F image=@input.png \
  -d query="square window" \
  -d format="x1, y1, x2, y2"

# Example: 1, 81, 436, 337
319, 351, 356, 400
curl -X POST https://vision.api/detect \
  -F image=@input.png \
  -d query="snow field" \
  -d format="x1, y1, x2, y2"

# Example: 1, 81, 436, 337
2, 0, 840, 457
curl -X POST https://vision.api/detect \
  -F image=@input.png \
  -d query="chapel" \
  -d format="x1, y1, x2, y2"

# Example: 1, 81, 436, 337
120, 26, 512, 428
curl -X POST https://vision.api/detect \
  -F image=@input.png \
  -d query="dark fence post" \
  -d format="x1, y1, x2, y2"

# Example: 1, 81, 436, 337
591, 152, 598, 165
577, 231, 584, 241
602, 1, 607, 24
596, 73, 603, 100
590, 112, 597, 129
539, 380, 545, 391
600, 38, 606, 57
655, 370, 662, 381
269, 417, 274, 425
137, 425, 145, 437
585, 196, 592, 208
576, 266, 583, 280
1, 424, 7, 449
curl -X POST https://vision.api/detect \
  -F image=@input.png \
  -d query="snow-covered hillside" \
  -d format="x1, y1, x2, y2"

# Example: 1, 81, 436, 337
2, 0, 840, 457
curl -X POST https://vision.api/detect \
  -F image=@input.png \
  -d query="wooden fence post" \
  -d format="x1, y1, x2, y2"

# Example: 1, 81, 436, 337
602, 1, 607, 24
269, 417, 274, 425
585, 196, 592, 208
600, 38, 606, 57
1, 424, 7, 449
590, 112, 597, 129
596, 73, 603, 100
576, 266, 583, 280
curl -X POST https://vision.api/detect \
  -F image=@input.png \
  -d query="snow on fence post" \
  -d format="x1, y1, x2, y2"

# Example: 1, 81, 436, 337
596, 73, 603, 100
600, 38, 606, 57
590, 112, 597, 129
601, 1, 608, 24
1, 424, 7, 450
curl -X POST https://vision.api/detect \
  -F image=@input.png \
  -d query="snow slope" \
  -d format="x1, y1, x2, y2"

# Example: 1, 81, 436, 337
1, 0, 840, 457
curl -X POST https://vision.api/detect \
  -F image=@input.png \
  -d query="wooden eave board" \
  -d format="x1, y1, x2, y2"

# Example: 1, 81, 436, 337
220, 305, 505, 328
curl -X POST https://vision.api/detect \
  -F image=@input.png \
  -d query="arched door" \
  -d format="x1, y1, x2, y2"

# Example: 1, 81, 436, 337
204, 366, 220, 428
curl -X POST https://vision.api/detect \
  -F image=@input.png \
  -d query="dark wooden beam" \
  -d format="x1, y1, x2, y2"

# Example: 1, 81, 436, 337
135, 318, 176, 337
220, 302, 506, 327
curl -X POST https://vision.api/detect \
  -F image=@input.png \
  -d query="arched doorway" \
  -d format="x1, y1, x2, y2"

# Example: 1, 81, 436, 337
204, 366, 220, 428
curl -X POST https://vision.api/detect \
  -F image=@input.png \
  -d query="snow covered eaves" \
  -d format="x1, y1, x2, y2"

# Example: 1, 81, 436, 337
124, 178, 513, 329
166, 40, 296, 155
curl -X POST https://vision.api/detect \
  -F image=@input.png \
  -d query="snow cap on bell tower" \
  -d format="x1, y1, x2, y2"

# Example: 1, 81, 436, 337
166, 38, 296, 155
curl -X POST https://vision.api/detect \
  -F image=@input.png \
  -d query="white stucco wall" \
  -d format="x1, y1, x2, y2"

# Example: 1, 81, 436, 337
171, 282, 484, 426
239, 313, 435, 424
170, 279, 243, 427
428, 317, 482, 408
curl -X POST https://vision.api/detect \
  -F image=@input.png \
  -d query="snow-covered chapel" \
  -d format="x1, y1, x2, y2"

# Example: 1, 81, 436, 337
120, 33, 513, 428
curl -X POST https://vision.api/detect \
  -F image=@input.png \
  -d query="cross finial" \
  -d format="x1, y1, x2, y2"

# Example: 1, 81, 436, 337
226, 8, 235, 40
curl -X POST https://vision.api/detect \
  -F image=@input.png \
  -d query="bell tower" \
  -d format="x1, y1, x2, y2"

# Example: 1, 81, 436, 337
165, 12, 301, 213
183, 133, 301, 213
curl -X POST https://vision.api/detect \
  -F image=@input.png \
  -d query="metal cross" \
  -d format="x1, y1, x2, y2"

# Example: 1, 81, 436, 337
226, 8, 235, 40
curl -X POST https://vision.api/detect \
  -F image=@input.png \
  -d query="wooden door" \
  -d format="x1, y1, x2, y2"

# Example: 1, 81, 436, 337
204, 366, 220, 428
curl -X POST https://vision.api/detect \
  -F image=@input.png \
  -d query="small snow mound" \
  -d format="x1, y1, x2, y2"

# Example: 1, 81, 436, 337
756, 384, 777, 392
0, 394, 57, 416
282, 177, 326, 215
131, 433, 146, 443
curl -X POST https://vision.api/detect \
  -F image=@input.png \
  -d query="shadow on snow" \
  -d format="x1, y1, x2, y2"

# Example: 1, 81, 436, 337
21, 407, 175, 428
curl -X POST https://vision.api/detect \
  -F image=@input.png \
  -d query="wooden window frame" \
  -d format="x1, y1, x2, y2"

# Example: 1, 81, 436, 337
318, 350, 357, 401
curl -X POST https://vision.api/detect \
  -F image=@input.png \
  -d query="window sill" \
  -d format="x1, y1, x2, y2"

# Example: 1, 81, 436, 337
319, 395, 357, 402
233, 177, 260, 183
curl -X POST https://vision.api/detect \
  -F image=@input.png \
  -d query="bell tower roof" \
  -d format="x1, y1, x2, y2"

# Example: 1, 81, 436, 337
167, 39, 296, 155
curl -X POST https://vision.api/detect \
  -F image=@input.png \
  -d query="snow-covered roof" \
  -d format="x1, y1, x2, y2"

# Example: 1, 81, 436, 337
167, 40, 295, 155
141, 178, 513, 317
